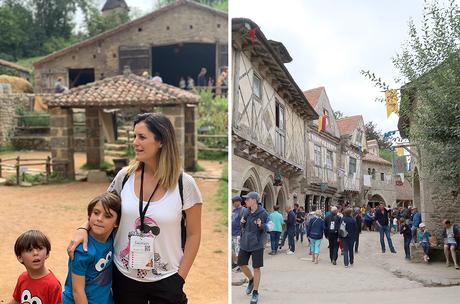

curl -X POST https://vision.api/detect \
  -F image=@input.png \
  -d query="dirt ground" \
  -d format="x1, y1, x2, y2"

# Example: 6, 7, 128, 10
0, 151, 228, 303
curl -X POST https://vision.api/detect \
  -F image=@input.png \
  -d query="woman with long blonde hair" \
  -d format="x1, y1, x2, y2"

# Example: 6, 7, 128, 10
68, 113, 202, 303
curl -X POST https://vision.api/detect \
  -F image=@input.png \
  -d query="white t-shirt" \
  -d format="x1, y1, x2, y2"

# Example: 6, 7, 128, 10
446, 226, 456, 244
111, 172, 202, 282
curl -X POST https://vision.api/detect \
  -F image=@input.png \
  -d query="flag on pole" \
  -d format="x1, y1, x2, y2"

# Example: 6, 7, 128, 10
385, 89, 399, 117
249, 27, 258, 46
317, 115, 326, 132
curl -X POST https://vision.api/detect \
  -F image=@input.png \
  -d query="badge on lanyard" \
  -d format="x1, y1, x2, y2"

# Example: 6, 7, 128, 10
129, 235, 155, 270
128, 164, 160, 270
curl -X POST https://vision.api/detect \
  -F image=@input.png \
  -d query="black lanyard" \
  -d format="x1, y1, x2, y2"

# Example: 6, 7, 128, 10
139, 165, 160, 234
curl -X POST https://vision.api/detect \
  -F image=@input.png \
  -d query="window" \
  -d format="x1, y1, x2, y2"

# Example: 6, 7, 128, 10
323, 109, 329, 129
356, 129, 363, 143
253, 74, 262, 99
371, 168, 376, 179
326, 150, 333, 170
348, 157, 356, 176
380, 172, 385, 181
314, 144, 322, 167
275, 101, 285, 157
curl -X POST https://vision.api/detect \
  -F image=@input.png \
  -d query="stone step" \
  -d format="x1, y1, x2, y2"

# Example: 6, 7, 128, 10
104, 143, 128, 151
105, 150, 126, 157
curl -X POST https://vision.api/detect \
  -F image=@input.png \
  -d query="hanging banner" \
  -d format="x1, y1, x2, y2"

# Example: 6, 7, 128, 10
385, 89, 399, 117
393, 155, 407, 174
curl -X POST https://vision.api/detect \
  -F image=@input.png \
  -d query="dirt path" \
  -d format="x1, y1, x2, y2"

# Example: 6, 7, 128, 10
0, 152, 227, 303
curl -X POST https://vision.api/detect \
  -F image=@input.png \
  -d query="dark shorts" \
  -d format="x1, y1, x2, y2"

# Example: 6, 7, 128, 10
113, 265, 187, 304
445, 243, 458, 250
237, 248, 264, 268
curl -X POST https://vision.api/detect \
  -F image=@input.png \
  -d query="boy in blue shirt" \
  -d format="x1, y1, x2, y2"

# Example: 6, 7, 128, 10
63, 192, 121, 304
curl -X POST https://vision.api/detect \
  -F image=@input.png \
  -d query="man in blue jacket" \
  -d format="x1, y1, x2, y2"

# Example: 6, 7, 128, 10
411, 207, 422, 244
286, 206, 296, 255
238, 192, 268, 304
375, 203, 397, 253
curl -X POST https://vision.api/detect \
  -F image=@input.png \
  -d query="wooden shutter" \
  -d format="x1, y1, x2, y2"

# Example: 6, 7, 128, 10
118, 46, 151, 76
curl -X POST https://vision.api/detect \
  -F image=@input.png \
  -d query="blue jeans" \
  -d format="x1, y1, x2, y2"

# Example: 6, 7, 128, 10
270, 231, 281, 252
342, 237, 355, 266
288, 230, 295, 252
295, 223, 305, 242
379, 225, 396, 252
403, 235, 412, 258
421, 242, 430, 256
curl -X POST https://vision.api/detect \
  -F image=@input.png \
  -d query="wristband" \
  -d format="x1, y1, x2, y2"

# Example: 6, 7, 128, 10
77, 227, 89, 232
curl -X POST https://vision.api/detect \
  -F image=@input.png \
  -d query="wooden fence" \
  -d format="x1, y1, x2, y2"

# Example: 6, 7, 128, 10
0, 156, 51, 185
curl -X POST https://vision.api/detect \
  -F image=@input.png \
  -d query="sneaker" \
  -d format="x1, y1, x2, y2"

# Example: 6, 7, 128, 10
332, 260, 337, 265
268, 251, 274, 255
455, 265, 459, 270
250, 291, 259, 304
391, 250, 397, 254
245, 280, 254, 295
286, 251, 295, 255
345, 265, 349, 268
232, 266, 241, 273
446, 262, 451, 267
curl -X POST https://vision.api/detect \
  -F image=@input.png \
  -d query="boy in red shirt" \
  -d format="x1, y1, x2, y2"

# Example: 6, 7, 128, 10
9, 230, 62, 304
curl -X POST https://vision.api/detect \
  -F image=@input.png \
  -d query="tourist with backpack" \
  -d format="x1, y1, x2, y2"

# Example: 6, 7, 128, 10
307, 210, 325, 264
324, 206, 341, 265
268, 205, 284, 255
232, 196, 245, 271
339, 208, 358, 268
67, 113, 202, 304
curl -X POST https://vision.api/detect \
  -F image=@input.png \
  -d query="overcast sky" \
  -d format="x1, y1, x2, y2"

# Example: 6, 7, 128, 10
230, 0, 456, 134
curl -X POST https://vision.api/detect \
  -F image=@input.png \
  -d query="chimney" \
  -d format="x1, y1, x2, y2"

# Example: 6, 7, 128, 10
367, 139, 379, 156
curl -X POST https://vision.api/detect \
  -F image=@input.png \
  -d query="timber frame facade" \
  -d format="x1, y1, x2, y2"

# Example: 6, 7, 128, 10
231, 18, 317, 211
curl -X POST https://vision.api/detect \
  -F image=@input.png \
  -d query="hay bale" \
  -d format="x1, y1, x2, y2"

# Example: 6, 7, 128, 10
0, 75, 33, 93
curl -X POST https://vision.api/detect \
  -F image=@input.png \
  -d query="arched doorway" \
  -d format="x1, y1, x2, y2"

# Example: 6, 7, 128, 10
262, 183, 275, 211
368, 194, 385, 208
276, 189, 287, 211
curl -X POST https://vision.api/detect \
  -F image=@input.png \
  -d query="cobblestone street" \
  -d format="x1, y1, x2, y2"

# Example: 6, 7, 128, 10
232, 231, 460, 303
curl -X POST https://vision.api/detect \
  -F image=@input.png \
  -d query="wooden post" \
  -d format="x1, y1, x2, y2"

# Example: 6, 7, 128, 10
16, 156, 20, 185
0, 158, 2, 178
45, 156, 51, 184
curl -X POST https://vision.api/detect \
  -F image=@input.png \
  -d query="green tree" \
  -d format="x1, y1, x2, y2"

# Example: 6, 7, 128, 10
333, 110, 344, 120
362, 0, 460, 185
85, 5, 130, 37
0, 0, 35, 59
364, 121, 392, 149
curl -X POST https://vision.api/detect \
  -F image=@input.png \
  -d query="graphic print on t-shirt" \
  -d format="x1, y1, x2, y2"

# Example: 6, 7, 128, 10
21, 289, 42, 304
119, 216, 169, 278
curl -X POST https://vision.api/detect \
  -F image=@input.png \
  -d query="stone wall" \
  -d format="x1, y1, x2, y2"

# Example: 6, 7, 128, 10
35, 4, 227, 93
0, 94, 34, 147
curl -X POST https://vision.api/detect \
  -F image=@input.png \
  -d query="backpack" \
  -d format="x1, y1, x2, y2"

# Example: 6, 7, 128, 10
118, 171, 186, 251
339, 220, 348, 238
329, 215, 338, 233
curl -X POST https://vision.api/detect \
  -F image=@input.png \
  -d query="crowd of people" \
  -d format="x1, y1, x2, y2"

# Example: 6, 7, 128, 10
232, 193, 460, 304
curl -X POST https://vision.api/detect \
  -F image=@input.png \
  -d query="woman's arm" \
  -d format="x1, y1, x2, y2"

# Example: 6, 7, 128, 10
67, 221, 90, 260
71, 273, 88, 304
178, 203, 202, 280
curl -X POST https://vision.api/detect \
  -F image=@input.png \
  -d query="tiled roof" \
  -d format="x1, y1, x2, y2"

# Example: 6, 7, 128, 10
303, 87, 324, 108
34, 0, 227, 67
48, 74, 200, 107
396, 178, 413, 200
362, 152, 392, 166
336, 115, 362, 136
0, 59, 31, 74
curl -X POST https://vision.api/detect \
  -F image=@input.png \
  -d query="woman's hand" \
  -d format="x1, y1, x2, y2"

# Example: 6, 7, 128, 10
67, 222, 89, 260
